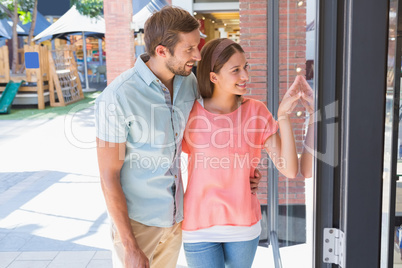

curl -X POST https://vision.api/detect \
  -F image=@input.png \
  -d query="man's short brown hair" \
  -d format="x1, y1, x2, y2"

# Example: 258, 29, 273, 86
144, 6, 200, 57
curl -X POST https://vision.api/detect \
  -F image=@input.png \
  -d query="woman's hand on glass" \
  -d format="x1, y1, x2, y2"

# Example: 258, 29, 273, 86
277, 75, 303, 117
299, 76, 314, 114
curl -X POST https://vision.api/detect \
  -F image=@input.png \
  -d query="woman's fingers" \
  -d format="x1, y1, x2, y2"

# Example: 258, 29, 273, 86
285, 75, 303, 97
301, 91, 314, 103
280, 91, 302, 114
281, 75, 316, 114
299, 75, 314, 96
300, 92, 314, 113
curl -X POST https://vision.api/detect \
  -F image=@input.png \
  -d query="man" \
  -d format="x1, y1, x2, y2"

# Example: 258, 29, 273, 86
95, 6, 261, 268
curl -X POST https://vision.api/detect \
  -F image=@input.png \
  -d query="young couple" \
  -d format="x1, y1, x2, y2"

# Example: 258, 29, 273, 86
95, 6, 313, 268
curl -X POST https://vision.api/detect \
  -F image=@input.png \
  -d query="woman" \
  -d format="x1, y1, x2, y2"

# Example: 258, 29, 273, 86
182, 38, 303, 268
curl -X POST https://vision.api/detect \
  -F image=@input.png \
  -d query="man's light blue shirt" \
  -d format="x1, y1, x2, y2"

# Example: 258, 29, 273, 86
95, 54, 197, 227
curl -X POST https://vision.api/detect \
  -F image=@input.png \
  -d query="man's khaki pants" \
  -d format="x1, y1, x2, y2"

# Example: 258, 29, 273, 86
111, 219, 182, 268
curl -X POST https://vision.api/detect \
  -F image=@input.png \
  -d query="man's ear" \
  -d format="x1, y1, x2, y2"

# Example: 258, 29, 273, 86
210, 72, 218, 84
155, 45, 167, 57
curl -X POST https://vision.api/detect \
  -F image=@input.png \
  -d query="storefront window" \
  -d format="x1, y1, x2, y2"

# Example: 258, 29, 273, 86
381, 0, 401, 266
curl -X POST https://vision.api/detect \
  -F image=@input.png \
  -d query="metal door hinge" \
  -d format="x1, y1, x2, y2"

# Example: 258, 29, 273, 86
323, 228, 345, 267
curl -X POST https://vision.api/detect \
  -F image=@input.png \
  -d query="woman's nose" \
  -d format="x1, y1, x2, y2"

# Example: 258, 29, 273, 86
241, 70, 249, 81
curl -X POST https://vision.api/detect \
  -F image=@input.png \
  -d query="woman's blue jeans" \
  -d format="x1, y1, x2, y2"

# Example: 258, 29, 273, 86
183, 236, 260, 268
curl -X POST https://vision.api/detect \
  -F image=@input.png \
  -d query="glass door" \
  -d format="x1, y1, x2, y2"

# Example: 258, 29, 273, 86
381, 0, 402, 267
254, 0, 318, 267
262, 0, 392, 266
273, 0, 316, 265
264, 0, 392, 267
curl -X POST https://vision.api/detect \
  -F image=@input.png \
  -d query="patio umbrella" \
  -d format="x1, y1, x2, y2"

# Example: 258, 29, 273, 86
33, 5, 105, 91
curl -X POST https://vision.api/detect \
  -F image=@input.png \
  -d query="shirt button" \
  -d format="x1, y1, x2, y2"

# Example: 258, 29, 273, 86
175, 133, 178, 136
175, 175, 177, 178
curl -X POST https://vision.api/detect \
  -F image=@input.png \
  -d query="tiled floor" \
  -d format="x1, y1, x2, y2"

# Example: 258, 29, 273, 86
0, 108, 113, 268
0, 251, 112, 268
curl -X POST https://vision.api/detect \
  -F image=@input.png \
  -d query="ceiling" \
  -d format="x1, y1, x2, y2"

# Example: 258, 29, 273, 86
195, 12, 240, 31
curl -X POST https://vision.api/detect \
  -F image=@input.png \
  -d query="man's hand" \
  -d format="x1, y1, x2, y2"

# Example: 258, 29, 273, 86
250, 168, 262, 194
97, 139, 147, 267
124, 246, 149, 268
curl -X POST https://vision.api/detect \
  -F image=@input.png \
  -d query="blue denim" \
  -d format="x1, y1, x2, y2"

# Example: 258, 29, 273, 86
183, 236, 260, 268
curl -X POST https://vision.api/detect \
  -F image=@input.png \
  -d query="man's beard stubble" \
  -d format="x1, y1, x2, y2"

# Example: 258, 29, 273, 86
166, 58, 193, 77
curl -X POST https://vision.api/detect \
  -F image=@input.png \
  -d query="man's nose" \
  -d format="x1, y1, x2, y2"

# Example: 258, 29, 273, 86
193, 48, 201, 61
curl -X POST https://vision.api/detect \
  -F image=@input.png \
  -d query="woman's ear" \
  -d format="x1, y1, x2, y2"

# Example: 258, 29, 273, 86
155, 45, 167, 57
210, 72, 218, 84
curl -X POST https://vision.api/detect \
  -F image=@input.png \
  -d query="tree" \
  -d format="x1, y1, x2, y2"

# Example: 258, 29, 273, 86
27, 0, 37, 44
72, 0, 103, 18
0, 0, 35, 73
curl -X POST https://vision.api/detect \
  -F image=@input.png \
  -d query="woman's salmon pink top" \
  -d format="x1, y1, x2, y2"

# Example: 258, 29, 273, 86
182, 98, 278, 231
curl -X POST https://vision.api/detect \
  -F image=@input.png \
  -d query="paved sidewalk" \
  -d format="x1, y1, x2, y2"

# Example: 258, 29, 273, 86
0, 106, 113, 268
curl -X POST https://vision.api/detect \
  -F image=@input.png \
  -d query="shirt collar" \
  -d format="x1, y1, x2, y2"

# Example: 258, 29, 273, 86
134, 53, 186, 98
134, 53, 158, 86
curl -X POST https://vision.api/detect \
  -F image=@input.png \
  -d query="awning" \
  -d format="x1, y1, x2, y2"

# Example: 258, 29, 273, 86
131, 0, 167, 32
33, 5, 105, 41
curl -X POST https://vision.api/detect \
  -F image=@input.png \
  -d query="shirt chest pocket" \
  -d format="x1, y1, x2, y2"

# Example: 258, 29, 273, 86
125, 116, 152, 148
126, 110, 179, 151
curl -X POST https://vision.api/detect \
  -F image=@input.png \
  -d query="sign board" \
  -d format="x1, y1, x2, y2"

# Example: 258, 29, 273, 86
25, 52, 40, 69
